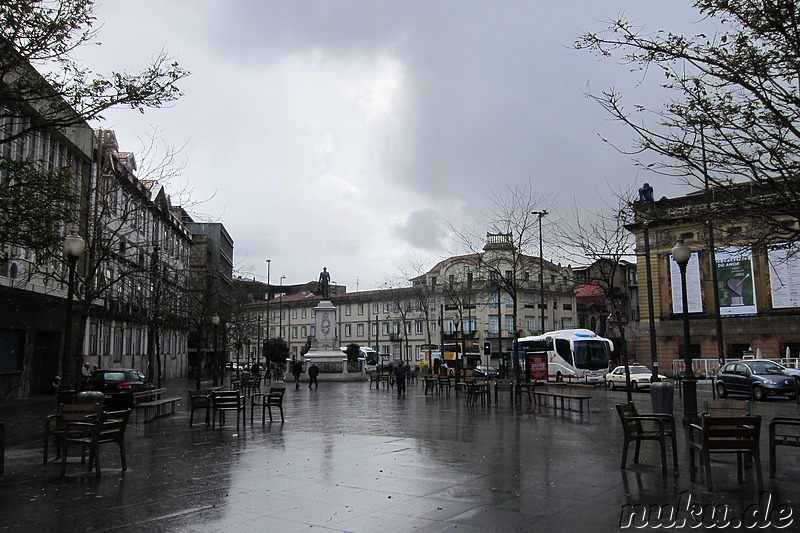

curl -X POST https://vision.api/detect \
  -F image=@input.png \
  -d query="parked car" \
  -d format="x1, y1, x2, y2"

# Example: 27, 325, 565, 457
716, 360, 799, 400
472, 365, 498, 378
605, 364, 667, 392
774, 362, 800, 381
84, 368, 154, 409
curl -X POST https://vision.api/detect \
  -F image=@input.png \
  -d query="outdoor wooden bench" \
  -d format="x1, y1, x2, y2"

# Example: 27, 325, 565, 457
531, 383, 594, 413
133, 388, 181, 422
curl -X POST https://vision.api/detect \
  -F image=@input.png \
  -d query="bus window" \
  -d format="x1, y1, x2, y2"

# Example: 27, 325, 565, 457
555, 339, 571, 363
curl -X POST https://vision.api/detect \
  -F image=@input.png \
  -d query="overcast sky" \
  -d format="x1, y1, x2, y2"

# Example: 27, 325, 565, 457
81, 1, 709, 292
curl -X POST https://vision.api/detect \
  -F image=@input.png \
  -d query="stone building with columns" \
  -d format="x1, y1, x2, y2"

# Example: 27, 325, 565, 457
628, 185, 800, 377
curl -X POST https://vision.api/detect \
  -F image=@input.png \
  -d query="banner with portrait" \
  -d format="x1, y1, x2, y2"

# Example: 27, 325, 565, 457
768, 242, 800, 309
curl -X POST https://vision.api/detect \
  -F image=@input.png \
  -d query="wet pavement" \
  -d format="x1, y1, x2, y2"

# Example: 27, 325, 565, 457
1, 377, 799, 532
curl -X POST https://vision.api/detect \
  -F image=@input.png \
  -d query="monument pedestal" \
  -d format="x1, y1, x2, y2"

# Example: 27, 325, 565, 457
287, 300, 367, 382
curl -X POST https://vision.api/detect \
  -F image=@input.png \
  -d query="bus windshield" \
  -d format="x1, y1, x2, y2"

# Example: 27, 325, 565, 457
573, 340, 609, 371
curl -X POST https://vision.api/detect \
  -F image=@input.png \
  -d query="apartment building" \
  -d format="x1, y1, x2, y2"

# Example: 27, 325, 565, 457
240, 236, 577, 370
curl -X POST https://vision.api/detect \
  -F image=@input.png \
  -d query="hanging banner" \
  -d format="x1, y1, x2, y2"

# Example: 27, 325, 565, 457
716, 247, 756, 315
768, 242, 800, 309
670, 250, 703, 314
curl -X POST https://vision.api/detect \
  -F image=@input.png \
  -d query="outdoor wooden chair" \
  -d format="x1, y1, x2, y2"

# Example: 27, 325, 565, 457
43, 401, 104, 464
688, 414, 763, 492
465, 379, 490, 406
616, 403, 678, 475
250, 386, 286, 423
437, 376, 455, 396
211, 390, 245, 429
769, 416, 800, 479
188, 389, 211, 427
704, 399, 750, 416
494, 379, 514, 403
60, 409, 131, 478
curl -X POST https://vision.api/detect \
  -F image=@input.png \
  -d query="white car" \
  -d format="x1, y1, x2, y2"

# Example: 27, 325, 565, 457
606, 365, 668, 392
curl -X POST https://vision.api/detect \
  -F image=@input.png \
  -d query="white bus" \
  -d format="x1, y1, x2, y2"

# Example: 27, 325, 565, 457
340, 346, 380, 371
514, 329, 613, 384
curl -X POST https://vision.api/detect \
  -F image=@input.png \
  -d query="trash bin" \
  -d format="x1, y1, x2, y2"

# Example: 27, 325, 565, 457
650, 380, 675, 415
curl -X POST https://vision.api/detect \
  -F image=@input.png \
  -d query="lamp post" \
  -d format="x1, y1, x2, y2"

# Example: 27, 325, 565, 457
266, 259, 271, 342
643, 221, 659, 381
279, 275, 285, 340
211, 315, 220, 386
699, 125, 726, 368
453, 315, 462, 385
61, 228, 86, 396
672, 238, 697, 420
256, 313, 262, 367
532, 211, 548, 335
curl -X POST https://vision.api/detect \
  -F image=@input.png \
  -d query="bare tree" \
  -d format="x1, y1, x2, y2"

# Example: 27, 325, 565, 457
576, 0, 800, 244
555, 187, 639, 361
38, 130, 191, 386
447, 182, 556, 377
398, 255, 439, 347
0, 1, 188, 262
0, 0, 188, 145
382, 276, 415, 364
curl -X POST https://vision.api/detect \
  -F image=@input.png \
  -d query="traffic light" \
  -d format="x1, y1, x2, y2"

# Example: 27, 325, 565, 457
483, 342, 491, 356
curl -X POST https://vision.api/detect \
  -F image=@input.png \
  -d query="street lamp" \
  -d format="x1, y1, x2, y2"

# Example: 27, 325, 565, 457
672, 238, 697, 420
532, 211, 548, 336
211, 315, 220, 386
61, 228, 86, 396
279, 275, 286, 340
266, 259, 271, 342
453, 315, 462, 384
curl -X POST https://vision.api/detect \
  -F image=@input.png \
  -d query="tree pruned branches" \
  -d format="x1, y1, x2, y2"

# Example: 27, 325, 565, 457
576, 0, 800, 242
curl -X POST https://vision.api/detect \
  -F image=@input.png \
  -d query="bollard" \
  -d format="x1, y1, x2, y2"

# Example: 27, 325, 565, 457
650, 380, 675, 415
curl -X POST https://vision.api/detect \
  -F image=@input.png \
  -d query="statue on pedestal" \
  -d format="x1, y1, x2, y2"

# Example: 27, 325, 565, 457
319, 267, 331, 299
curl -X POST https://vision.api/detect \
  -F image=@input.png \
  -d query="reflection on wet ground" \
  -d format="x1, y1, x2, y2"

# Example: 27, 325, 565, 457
1, 378, 798, 532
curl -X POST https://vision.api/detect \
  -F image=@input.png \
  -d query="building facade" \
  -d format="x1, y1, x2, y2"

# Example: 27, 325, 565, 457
629, 185, 800, 377
239, 237, 578, 374
0, 101, 95, 398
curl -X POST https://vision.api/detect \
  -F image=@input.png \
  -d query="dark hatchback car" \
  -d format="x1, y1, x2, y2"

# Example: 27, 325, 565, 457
472, 365, 498, 378
85, 368, 154, 409
716, 360, 798, 401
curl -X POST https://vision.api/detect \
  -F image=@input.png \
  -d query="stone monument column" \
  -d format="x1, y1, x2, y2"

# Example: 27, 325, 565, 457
312, 300, 337, 352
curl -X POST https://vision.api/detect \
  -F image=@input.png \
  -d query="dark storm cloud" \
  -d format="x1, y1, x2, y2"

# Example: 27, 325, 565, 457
393, 208, 444, 250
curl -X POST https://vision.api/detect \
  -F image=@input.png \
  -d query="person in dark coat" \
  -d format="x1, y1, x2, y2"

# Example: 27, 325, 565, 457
394, 361, 407, 395
308, 363, 319, 389
291, 360, 303, 389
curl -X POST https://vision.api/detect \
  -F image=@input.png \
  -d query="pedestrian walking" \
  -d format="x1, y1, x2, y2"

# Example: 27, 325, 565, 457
395, 361, 407, 395
308, 363, 319, 389
291, 360, 303, 389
